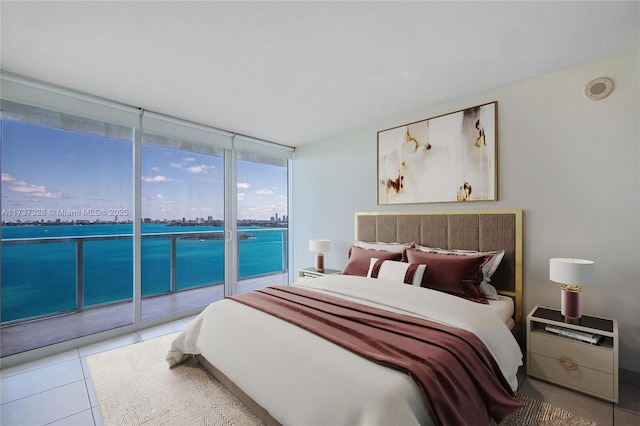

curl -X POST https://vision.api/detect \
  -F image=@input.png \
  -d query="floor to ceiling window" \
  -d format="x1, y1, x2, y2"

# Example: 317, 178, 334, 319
0, 98, 138, 357
235, 149, 289, 295
139, 115, 229, 321
0, 74, 293, 358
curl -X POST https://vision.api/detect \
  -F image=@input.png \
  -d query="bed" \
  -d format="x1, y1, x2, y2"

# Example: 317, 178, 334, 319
167, 209, 524, 426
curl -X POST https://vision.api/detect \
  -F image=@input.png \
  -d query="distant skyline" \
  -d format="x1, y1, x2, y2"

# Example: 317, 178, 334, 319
1, 120, 288, 221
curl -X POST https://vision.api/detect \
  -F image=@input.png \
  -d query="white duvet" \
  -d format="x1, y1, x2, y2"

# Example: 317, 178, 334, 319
167, 275, 523, 426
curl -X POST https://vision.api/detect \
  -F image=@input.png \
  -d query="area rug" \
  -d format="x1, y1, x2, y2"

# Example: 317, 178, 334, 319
500, 393, 597, 426
87, 333, 264, 426
88, 333, 596, 426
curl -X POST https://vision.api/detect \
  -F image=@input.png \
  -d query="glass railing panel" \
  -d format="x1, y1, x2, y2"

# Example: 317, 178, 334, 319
142, 235, 171, 296
238, 228, 288, 279
175, 232, 224, 291
1, 240, 76, 322
84, 238, 134, 307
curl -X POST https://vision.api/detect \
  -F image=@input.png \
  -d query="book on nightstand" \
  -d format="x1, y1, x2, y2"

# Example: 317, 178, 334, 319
544, 324, 603, 345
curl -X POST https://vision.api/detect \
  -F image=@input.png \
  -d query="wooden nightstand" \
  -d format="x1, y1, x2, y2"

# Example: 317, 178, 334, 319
526, 305, 618, 402
297, 267, 341, 279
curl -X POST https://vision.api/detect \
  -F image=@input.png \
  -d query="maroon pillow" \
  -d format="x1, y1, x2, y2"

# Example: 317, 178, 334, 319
341, 246, 403, 276
404, 248, 490, 304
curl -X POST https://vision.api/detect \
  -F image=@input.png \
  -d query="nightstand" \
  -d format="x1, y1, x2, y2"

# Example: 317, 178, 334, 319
526, 305, 618, 402
297, 267, 341, 279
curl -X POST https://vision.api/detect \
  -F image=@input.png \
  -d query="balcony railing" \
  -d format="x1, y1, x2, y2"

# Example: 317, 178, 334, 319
1, 228, 288, 325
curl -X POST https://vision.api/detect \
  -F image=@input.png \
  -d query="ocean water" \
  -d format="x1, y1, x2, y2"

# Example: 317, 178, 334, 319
1, 224, 287, 322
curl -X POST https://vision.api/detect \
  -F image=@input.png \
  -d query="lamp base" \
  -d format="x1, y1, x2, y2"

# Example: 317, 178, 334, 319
315, 252, 325, 273
561, 285, 582, 324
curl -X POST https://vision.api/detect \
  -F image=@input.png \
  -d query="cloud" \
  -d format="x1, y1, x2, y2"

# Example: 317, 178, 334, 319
237, 192, 246, 200
170, 158, 215, 174
255, 189, 274, 195
237, 182, 250, 189
2, 173, 63, 199
186, 165, 211, 173
151, 166, 160, 172
247, 204, 277, 215
149, 193, 174, 204
142, 175, 170, 182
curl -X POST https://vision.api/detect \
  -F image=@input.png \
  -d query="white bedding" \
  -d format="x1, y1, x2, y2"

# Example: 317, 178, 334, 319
167, 275, 523, 426
489, 295, 515, 329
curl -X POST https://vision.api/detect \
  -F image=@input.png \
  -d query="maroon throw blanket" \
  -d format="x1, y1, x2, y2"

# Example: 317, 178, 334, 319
229, 286, 520, 425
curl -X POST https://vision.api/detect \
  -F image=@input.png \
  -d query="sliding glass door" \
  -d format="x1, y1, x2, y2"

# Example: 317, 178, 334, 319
235, 151, 289, 294
140, 130, 226, 321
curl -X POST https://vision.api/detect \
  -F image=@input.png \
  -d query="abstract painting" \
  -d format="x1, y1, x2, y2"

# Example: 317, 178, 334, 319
377, 101, 497, 205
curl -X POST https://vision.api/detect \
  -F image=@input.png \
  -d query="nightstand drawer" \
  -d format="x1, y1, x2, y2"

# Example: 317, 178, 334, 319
530, 331, 613, 373
528, 353, 614, 400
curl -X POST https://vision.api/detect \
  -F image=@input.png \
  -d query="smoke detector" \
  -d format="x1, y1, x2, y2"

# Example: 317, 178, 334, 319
585, 77, 613, 101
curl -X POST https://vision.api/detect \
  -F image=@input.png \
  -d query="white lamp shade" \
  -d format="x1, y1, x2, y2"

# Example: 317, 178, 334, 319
309, 239, 330, 253
549, 258, 595, 286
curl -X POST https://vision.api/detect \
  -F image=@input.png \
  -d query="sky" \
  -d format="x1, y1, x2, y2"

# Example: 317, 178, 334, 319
1, 120, 288, 222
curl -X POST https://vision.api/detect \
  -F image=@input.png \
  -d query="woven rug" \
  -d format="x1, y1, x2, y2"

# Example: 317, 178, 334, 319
501, 393, 597, 425
88, 333, 596, 426
87, 333, 264, 426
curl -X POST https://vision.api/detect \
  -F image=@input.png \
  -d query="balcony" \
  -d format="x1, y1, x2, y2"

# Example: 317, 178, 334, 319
1, 228, 289, 358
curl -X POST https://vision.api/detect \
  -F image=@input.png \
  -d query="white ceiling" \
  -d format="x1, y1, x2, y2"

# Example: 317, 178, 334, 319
1, 1, 639, 147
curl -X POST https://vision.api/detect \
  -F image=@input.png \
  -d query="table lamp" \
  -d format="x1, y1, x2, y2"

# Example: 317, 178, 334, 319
549, 258, 595, 323
309, 239, 330, 273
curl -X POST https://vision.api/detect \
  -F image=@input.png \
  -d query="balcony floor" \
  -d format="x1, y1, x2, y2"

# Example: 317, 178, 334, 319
1, 273, 288, 358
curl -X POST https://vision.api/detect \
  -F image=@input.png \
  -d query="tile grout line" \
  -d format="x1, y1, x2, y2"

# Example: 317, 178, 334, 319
83, 378, 99, 426
0, 377, 87, 406
0, 351, 81, 379
41, 407, 95, 426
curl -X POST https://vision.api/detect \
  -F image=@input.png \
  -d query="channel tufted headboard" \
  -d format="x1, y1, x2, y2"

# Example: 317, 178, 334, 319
355, 209, 523, 324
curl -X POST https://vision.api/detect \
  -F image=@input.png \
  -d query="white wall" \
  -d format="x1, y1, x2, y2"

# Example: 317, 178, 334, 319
292, 49, 640, 373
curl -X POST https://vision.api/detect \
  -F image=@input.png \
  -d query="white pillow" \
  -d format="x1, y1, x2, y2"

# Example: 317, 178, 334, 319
414, 245, 505, 299
355, 240, 414, 253
366, 258, 426, 286
479, 281, 500, 300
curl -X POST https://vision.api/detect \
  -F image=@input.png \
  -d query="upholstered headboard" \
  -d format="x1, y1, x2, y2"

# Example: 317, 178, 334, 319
355, 209, 523, 324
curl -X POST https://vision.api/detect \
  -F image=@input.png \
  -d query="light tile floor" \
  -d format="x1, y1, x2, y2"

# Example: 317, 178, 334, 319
1, 316, 639, 426
0, 317, 196, 426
